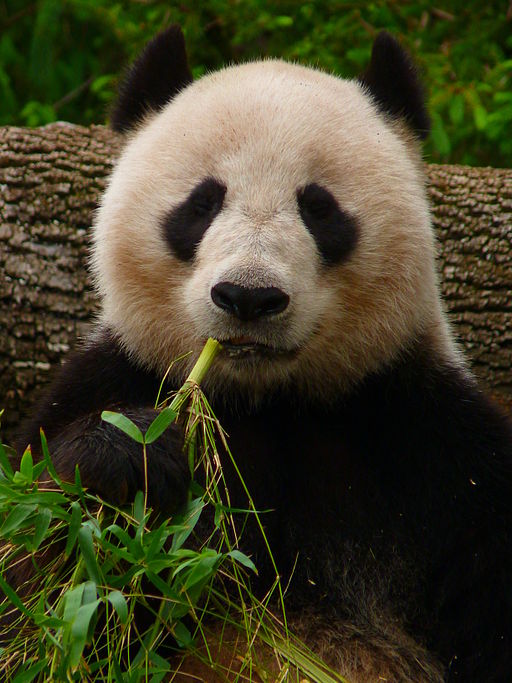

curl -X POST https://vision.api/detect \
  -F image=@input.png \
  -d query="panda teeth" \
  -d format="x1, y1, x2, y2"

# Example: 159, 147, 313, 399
223, 339, 263, 356
220, 339, 294, 359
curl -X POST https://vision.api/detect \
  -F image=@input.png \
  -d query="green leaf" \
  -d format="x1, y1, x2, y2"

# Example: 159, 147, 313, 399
144, 407, 177, 444
133, 490, 145, 523
78, 525, 103, 585
147, 650, 171, 681
107, 589, 128, 625
65, 501, 82, 557
112, 657, 125, 683
19, 449, 34, 482
82, 579, 98, 605
228, 549, 257, 573
0, 503, 37, 537
173, 620, 193, 648
32, 508, 52, 550
40, 429, 62, 486
181, 551, 221, 592
32, 614, 64, 629
62, 583, 86, 623
146, 570, 182, 599
104, 523, 132, 547
0, 441, 14, 478
12, 660, 48, 683
69, 599, 101, 668
145, 557, 175, 574
170, 498, 204, 552
101, 411, 144, 443
0, 573, 33, 615
31, 459, 47, 479
144, 521, 171, 560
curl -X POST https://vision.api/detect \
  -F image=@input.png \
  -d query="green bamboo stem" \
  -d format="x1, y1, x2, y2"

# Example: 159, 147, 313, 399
169, 338, 222, 414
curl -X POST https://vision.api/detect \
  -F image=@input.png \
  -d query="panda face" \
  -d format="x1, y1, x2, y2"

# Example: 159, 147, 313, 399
92, 59, 448, 399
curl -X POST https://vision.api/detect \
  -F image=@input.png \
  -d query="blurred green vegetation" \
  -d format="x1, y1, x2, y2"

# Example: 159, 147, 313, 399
1, 0, 511, 167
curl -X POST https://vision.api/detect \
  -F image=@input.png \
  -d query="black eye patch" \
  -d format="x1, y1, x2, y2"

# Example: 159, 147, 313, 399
161, 178, 227, 261
297, 184, 358, 265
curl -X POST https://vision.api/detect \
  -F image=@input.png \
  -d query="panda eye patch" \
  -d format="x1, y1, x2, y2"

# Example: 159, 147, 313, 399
297, 184, 359, 266
162, 178, 227, 261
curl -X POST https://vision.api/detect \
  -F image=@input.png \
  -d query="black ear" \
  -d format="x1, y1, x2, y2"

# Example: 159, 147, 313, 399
111, 25, 193, 133
359, 32, 430, 139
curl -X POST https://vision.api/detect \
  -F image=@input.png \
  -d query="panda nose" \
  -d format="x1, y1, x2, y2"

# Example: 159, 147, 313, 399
211, 282, 290, 321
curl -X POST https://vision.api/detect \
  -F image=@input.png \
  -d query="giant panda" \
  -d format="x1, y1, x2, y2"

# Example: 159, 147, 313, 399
14, 26, 512, 682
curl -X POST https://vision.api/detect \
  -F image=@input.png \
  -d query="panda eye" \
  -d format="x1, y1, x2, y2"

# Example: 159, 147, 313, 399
191, 185, 223, 216
297, 183, 359, 266
162, 178, 227, 261
301, 197, 333, 220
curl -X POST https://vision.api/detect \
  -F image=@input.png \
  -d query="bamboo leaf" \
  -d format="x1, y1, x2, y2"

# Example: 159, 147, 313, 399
0, 503, 37, 537
0, 440, 14, 478
181, 552, 221, 592
228, 549, 257, 573
65, 501, 82, 557
170, 498, 204, 552
0, 573, 32, 615
133, 490, 145, 523
69, 599, 101, 668
146, 570, 182, 598
107, 589, 128, 625
147, 650, 171, 681
101, 411, 144, 443
40, 430, 62, 486
19, 449, 33, 482
31, 459, 47, 479
144, 406, 177, 444
173, 620, 193, 648
82, 580, 98, 605
12, 660, 48, 683
62, 583, 85, 624
78, 525, 103, 585
32, 508, 52, 550
112, 657, 126, 683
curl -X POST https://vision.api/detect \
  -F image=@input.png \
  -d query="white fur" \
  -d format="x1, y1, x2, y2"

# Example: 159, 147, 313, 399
92, 59, 460, 400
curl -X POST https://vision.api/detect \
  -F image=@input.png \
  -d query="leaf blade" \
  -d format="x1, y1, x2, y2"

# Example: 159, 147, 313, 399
101, 411, 143, 443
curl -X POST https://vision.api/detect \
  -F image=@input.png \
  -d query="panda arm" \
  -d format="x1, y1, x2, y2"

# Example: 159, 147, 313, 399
15, 330, 190, 514
430, 411, 512, 683
393, 363, 512, 681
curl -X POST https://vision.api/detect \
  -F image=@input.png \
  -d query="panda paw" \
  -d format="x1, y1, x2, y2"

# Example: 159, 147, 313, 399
46, 408, 189, 514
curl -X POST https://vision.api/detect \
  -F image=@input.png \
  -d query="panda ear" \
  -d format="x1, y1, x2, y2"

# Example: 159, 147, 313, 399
358, 32, 430, 139
111, 25, 193, 133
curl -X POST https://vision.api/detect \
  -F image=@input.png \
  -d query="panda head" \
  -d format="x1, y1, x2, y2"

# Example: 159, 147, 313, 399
92, 27, 456, 401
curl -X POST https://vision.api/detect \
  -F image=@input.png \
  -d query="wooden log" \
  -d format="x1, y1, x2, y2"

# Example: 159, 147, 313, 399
1, 124, 510, 441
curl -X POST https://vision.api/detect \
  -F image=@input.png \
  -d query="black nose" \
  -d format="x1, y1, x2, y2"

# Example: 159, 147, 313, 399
211, 282, 290, 321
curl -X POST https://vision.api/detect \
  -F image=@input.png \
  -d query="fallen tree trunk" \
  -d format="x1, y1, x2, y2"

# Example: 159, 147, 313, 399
1, 124, 511, 441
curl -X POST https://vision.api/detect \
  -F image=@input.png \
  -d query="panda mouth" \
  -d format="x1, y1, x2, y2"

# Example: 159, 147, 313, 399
220, 337, 293, 359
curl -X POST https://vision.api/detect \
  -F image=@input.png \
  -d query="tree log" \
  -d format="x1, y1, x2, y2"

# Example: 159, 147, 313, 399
1, 124, 511, 442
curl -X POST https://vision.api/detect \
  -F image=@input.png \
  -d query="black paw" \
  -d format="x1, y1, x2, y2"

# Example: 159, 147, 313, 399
48, 408, 189, 514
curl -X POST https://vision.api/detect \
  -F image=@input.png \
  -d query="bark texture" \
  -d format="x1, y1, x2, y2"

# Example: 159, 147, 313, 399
1, 124, 511, 441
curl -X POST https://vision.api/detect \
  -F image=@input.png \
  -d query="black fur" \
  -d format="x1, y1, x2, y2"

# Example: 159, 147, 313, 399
161, 177, 227, 261
297, 184, 359, 265
15, 332, 512, 681
359, 32, 430, 139
15, 332, 189, 514
111, 25, 193, 133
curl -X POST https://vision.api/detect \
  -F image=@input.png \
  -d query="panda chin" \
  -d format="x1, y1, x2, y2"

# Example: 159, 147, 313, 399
219, 338, 296, 361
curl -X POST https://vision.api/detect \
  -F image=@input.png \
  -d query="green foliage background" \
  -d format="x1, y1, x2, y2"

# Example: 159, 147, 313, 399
1, 0, 511, 167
